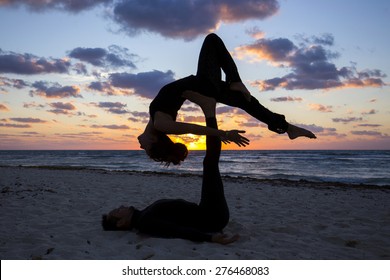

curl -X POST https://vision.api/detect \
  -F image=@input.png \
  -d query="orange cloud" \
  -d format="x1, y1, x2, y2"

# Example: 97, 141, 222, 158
0, 103, 9, 111
342, 78, 386, 89
309, 104, 333, 113
30, 82, 81, 99
236, 36, 387, 91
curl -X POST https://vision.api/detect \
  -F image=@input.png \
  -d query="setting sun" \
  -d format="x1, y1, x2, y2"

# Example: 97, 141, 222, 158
170, 134, 207, 150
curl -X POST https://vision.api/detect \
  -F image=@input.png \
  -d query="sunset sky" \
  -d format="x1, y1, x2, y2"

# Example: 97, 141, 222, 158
1, 0, 389, 150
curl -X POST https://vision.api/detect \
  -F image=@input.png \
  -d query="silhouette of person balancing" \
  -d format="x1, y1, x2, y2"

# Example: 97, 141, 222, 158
138, 33, 316, 165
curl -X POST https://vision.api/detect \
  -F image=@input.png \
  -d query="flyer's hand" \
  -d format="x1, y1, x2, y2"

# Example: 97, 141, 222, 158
222, 130, 250, 147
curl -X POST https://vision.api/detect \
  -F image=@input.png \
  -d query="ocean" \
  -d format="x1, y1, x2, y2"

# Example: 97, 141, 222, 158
0, 150, 389, 186
0, 150, 390, 186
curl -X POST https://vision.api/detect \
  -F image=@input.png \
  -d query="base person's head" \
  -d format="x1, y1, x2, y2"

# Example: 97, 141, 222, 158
102, 206, 135, 231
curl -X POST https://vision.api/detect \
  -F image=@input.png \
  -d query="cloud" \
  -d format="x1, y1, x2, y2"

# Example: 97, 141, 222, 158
295, 33, 335, 47
292, 123, 325, 134
95, 101, 126, 108
68, 48, 106, 66
9, 117, 47, 123
235, 119, 261, 128
351, 130, 385, 137
309, 103, 333, 113
109, 70, 175, 99
127, 111, 149, 123
2, 1, 280, 40
30, 81, 82, 98
91, 124, 130, 130
0, 0, 111, 12
68, 45, 137, 70
72, 63, 88, 75
23, 102, 45, 109
49, 102, 76, 110
246, 26, 266, 39
48, 102, 76, 115
180, 104, 202, 113
111, 0, 280, 40
182, 115, 205, 123
270, 96, 302, 102
0, 103, 9, 111
332, 117, 363, 124
0, 76, 29, 89
129, 111, 149, 118
0, 123, 31, 128
357, 124, 382, 128
91, 101, 129, 114
87, 81, 115, 95
289, 123, 346, 138
236, 35, 387, 91
237, 37, 295, 62
87, 70, 174, 97
361, 109, 377, 115
0, 49, 70, 75
54, 131, 103, 139
1, 117, 46, 128
216, 106, 241, 114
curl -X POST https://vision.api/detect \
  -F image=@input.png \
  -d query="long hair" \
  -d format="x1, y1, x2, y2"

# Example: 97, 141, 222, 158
149, 133, 188, 165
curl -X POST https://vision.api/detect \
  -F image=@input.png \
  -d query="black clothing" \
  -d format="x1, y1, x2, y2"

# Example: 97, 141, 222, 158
131, 117, 228, 242
149, 75, 212, 122
149, 33, 288, 134
196, 33, 241, 91
131, 199, 213, 242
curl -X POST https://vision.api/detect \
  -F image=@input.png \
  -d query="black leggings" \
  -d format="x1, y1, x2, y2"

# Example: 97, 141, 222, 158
196, 33, 288, 134
199, 117, 229, 232
197, 33, 241, 87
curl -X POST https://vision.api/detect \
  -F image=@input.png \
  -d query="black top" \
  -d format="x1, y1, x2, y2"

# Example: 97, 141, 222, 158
149, 75, 217, 121
149, 74, 288, 135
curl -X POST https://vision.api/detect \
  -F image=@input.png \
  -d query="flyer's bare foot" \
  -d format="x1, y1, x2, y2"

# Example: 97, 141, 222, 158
287, 124, 317, 140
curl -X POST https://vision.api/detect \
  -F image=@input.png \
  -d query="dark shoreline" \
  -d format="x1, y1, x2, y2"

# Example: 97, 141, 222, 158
1, 165, 389, 190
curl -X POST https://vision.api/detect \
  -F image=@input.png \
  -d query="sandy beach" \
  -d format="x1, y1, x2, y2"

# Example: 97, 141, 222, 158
0, 166, 389, 260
